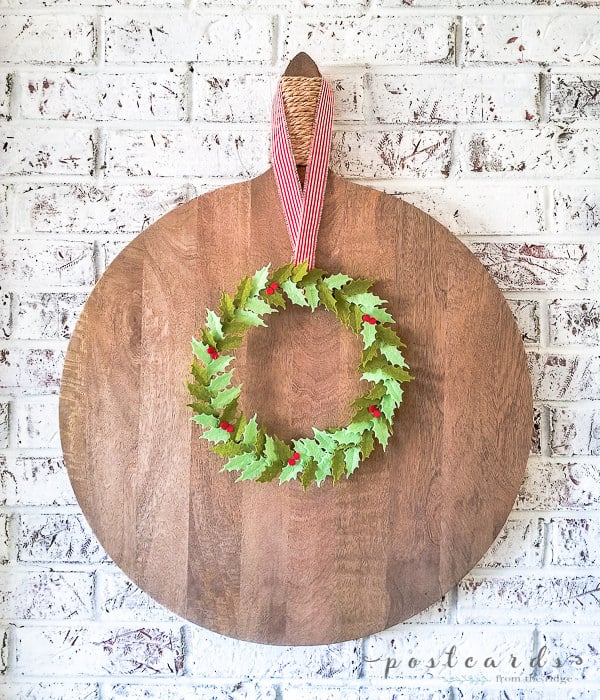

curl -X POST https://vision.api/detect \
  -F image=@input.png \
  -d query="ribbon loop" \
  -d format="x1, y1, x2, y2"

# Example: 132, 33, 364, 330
270, 77, 334, 269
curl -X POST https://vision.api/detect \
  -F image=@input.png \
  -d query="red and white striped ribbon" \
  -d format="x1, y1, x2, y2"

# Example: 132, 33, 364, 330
270, 77, 334, 269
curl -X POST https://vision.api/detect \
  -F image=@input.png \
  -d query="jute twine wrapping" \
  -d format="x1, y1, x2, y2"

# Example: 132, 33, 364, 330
280, 76, 323, 166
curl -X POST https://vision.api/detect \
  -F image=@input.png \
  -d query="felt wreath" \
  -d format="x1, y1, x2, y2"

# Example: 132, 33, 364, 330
188, 262, 413, 488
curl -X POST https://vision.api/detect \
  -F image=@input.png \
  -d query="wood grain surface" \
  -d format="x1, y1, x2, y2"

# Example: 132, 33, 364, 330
59, 167, 533, 645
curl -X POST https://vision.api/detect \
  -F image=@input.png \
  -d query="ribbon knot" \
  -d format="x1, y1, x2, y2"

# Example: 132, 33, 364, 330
270, 77, 334, 269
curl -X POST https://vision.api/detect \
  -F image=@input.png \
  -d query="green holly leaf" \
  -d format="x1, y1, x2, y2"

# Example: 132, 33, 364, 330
348, 305, 364, 335
380, 344, 407, 367
333, 295, 352, 329
368, 307, 395, 324
271, 261, 295, 285
361, 368, 388, 385
191, 337, 210, 363
265, 436, 280, 464
267, 290, 286, 309
384, 378, 404, 407
347, 420, 373, 433
190, 360, 209, 385
242, 415, 258, 447
256, 461, 284, 482
201, 328, 218, 350
341, 278, 374, 297
206, 309, 224, 342
331, 427, 363, 445
304, 284, 319, 311
207, 355, 233, 377
350, 383, 387, 410
282, 279, 309, 307
360, 322, 377, 349
380, 393, 397, 422
188, 382, 211, 402
372, 418, 390, 450
233, 275, 253, 308
221, 398, 239, 424
359, 431, 375, 460
291, 261, 309, 282
251, 264, 271, 295
203, 427, 230, 443
191, 414, 219, 428
213, 441, 248, 457
301, 268, 326, 286
221, 451, 257, 473
254, 428, 266, 456
233, 413, 247, 442
376, 325, 406, 348
344, 446, 361, 476
279, 459, 304, 483
212, 385, 241, 410
300, 459, 318, 490
208, 370, 234, 394
317, 280, 337, 313
313, 429, 336, 453
188, 399, 218, 416
235, 310, 266, 327
219, 292, 235, 322
324, 273, 352, 290
384, 365, 413, 383
331, 450, 346, 483
349, 292, 387, 313
219, 335, 244, 351
237, 457, 269, 482
296, 438, 326, 464
245, 296, 277, 316
222, 320, 252, 336
315, 453, 333, 486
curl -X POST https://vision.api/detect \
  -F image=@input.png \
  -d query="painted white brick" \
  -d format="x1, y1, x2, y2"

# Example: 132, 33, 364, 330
550, 406, 600, 456
17, 512, 108, 563
0, 185, 8, 233
283, 690, 450, 700
551, 73, 600, 121
109, 683, 276, 699
507, 300, 540, 343
532, 406, 542, 455
14, 397, 60, 447
463, 127, 600, 177
454, 688, 600, 700
537, 629, 600, 680
0, 401, 8, 448
457, 575, 600, 623
363, 625, 534, 681
11, 292, 86, 340
528, 352, 600, 401
404, 596, 450, 624
185, 626, 361, 679
14, 625, 184, 676
0, 683, 98, 700
0, 348, 64, 393
0, 629, 7, 674
464, 15, 600, 65
467, 243, 597, 292
19, 72, 187, 121
553, 187, 600, 236
106, 129, 269, 178
394, 185, 544, 235
0, 514, 9, 564
102, 240, 129, 269
283, 17, 455, 65
0, 71, 10, 120
331, 129, 452, 178
194, 73, 363, 123
0, 239, 96, 287
0, 127, 95, 176
0, 290, 10, 338
105, 14, 273, 64
550, 517, 600, 566
97, 572, 178, 621
549, 300, 600, 346
474, 517, 544, 569
368, 71, 538, 123
0, 456, 77, 506
15, 183, 189, 233
516, 461, 600, 510
0, 15, 96, 64
0, 570, 93, 619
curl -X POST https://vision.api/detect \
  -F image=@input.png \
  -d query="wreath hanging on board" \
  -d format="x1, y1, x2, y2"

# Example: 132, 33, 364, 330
188, 261, 412, 488
187, 75, 413, 488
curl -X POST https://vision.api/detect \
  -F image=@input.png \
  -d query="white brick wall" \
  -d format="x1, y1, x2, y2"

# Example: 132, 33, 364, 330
1, 1, 599, 698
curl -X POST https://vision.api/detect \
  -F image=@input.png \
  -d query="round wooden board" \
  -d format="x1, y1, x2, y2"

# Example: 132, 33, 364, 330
59, 169, 532, 645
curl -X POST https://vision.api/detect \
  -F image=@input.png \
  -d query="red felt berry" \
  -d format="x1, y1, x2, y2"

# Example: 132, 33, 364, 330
287, 457, 297, 466
266, 287, 274, 295
372, 409, 381, 418
270, 282, 279, 290
212, 352, 219, 359
368, 316, 377, 325
368, 405, 377, 413
219, 421, 229, 430
292, 451, 300, 460
226, 424, 235, 433
208, 347, 216, 356
362, 314, 370, 322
